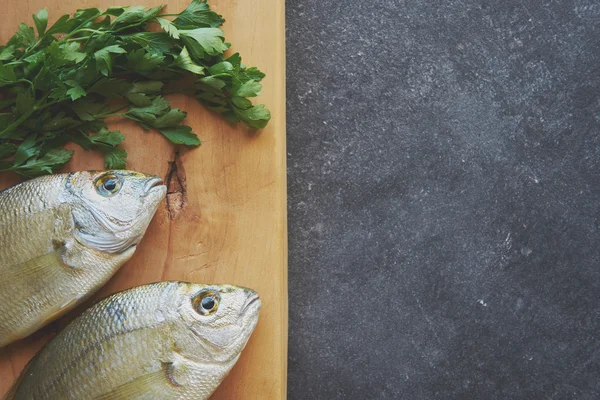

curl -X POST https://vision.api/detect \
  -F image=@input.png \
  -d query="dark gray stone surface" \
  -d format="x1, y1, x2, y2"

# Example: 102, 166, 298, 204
286, 0, 600, 398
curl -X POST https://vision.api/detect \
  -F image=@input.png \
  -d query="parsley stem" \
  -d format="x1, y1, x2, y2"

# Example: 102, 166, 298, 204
0, 99, 57, 138
74, 28, 105, 35
23, 39, 43, 58
98, 113, 127, 118
62, 12, 104, 41
68, 36, 93, 42
113, 16, 159, 33
16, 79, 33, 89
92, 104, 130, 119
22, 11, 102, 57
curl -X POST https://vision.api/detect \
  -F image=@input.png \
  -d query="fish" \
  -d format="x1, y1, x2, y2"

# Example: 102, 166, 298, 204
0, 170, 166, 347
4, 281, 261, 400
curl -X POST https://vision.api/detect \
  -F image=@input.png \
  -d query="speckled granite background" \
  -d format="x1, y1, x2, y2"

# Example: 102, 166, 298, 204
286, 0, 600, 398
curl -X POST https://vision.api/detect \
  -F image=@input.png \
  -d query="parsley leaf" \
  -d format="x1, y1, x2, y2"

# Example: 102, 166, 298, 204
235, 80, 262, 97
9, 23, 36, 48
233, 104, 271, 129
32, 8, 48, 37
125, 49, 165, 72
154, 109, 187, 128
157, 18, 180, 39
0, 64, 16, 86
0, 46, 15, 61
46, 14, 75, 35
94, 45, 127, 76
66, 84, 87, 101
111, 5, 164, 27
126, 96, 170, 124
158, 126, 201, 145
174, 47, 205, 75
16, 92, 35, 115
89, 128, 125, 147
8, 148, 74, 177
179, 28, 229, 56
174, 0, 224, 28
0, 142, 17, 158
63, 42, 86, 64
88, 78, 132, 98
103, 147, 127, 169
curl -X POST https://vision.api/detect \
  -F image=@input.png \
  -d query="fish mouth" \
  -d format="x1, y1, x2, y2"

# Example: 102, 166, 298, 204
143, 177, 165, 194
240, 294, 261, 316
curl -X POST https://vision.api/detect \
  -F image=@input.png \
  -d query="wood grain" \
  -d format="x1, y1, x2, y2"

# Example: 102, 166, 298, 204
0, 1, 287, 398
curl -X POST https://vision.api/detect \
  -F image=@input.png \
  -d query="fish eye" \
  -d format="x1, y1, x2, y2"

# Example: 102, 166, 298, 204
193, 291, 220, 316
95, 174, 123, 197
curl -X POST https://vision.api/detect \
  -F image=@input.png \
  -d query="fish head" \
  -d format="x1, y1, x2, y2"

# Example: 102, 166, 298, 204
64, 170, 166, 253
174, 283, 261, 364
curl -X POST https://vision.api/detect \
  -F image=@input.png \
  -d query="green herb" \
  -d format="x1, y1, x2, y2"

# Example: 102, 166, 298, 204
0, 1, 270, 178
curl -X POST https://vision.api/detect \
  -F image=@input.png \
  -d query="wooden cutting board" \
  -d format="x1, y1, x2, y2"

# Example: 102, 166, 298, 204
0, 1, 287, 399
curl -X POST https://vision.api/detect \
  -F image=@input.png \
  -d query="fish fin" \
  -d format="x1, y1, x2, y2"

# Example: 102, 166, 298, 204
38, 297, 80, 328
15, 246, 135, 334
0, 250, 72, 345
2, 356, 34, 400
0, 252, 80, 345
2, 380, 18, 400
93, 364, 181, 400
0, 249, 84, 346
1, 251, 65, 281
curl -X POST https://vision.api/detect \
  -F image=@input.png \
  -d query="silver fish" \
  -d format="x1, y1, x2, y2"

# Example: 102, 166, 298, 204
0, 170, 166, 347
5, 281, 261, 400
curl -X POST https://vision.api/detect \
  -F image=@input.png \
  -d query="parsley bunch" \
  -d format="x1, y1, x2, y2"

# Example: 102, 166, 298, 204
0, 1, 270, 177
